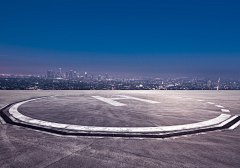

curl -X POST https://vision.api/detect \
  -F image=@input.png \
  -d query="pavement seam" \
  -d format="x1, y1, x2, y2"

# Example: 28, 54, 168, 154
43, 142, 94, 168
64, 143, 166, 167
88, 143, 177, 167
0, 125, 17, 152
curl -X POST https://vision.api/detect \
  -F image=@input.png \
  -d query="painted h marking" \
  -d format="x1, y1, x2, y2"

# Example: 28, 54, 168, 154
92, 96, 127, 106
92, 95, 160, 106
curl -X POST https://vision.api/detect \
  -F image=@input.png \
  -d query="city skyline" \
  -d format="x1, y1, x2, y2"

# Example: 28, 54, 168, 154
1, 74, 239, 91
0, 1, 240, 78
1, 66, 239, 80
1, 68, 239, 90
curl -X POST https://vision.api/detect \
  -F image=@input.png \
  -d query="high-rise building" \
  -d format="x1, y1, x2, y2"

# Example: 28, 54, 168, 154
62, 72, 66, 78
58, 68, 62, 77
98, 75, 101, 80
66, 72, 69, 79
217, 77, 220, 90
105, 73, 108, 79
85, 72, 87, 78
47, 70, 54, 78
69, 70, 73, 79
74, 71, 77, 79
47, 70, 51, 78
52, 71, 55, 78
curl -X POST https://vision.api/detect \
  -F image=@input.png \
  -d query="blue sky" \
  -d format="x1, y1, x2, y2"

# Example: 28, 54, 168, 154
0, 0, 239, 77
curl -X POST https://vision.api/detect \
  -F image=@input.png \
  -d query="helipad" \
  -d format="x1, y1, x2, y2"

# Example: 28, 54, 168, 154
1, 92, 239, 137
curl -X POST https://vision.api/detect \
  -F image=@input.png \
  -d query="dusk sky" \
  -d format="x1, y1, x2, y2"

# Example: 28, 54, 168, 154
0, 0, 239, 78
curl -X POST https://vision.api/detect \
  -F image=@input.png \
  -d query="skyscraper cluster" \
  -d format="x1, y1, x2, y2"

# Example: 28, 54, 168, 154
47, 69, 98, 80
46, 68, 112, 81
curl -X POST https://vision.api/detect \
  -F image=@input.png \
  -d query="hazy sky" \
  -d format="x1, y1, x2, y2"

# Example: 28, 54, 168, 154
0, 0, 240, 77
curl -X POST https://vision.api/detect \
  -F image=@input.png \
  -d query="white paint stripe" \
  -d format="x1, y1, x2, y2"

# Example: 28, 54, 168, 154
111, 98, 129, 100
65, 114, 230, 132
0, 116, 6, 124
215, 105, 224, 108
9, 116, 17, 122
197, 100, 203, 101
186, 98, 192, 99
207, 102, 215, 104
229, 120, 240, 130
92, 96, 126, 106
0, 104, 12, 124
217, 115, 238, 127
118, 95, 160, 104
1, 126, 17, 153
221, 109, 230, 113
9, 102, 68, 128
8, 98, 230, 133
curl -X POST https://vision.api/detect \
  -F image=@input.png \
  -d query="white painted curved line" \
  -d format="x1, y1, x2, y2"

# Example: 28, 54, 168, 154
207, 102, 215, 104
65, 113, 230, 132
8, 97, 231, 133
221, 109, 230, 113
229, 120, 240, 130
217, 115, 238, 127
0, 116, 6, 124
194, 99, 229, 113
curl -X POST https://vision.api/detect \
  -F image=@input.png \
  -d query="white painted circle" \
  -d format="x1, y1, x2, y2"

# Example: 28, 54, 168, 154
8, 95, 231, 133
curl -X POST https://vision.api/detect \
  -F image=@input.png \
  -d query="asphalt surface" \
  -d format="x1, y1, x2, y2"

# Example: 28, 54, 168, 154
0, 90, 240, 167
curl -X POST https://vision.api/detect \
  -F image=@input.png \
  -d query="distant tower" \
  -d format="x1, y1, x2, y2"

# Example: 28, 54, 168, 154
105, 73, 108, 79
217, 77, 220, 90
74, 71, 77, 79
58, 68, 62, 77
98, 75, 101, 80
47, 70, 54, 78
85, 72, 87, 78
66, 72, 69, 79
51, 71, 55, 78
69, 70, 73, 79
47, 70, 52, 78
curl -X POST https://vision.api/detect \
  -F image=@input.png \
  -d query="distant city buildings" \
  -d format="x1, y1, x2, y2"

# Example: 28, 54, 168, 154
0, 69, 240, 90
58, 68, 62, 77
47, 70, 55, 78
69, 70, 73, 79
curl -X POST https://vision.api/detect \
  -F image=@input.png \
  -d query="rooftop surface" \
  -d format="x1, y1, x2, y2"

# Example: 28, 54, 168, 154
0, 90, 240, 167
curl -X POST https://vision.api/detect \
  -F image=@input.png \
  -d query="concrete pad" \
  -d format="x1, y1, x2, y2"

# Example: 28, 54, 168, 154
0, 90, 240, 167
